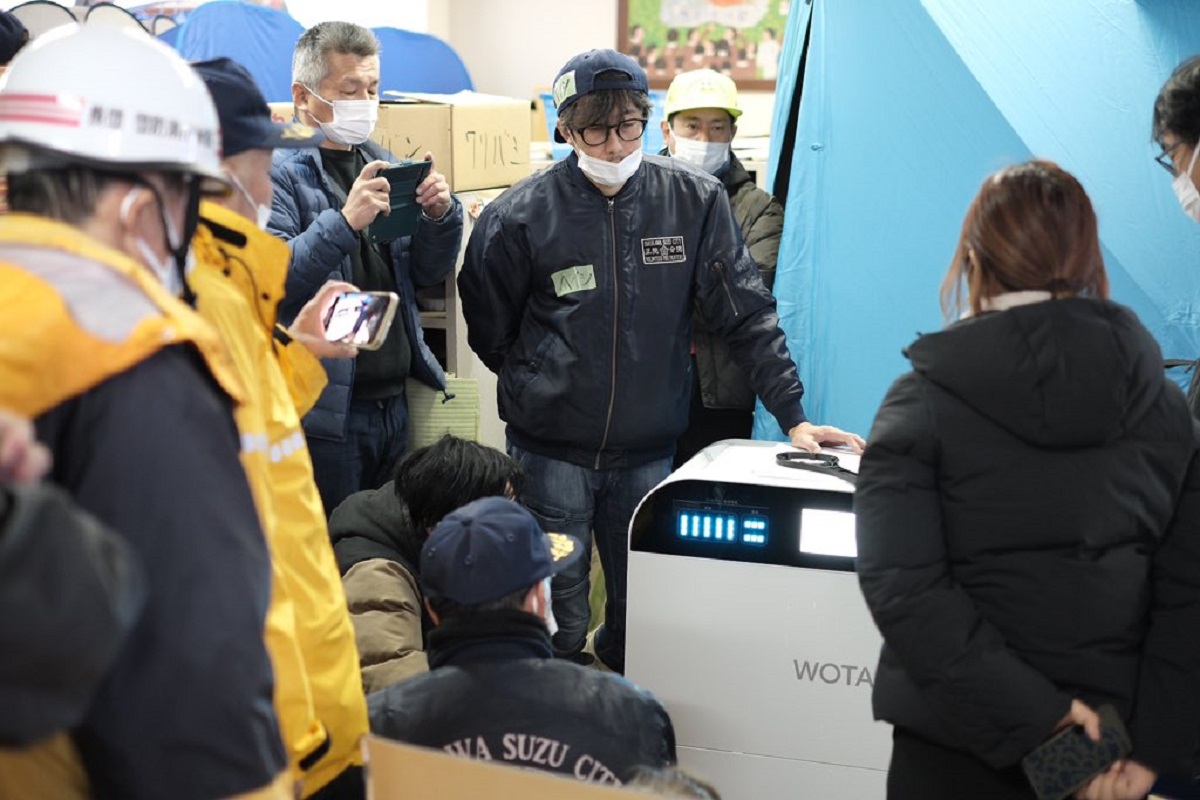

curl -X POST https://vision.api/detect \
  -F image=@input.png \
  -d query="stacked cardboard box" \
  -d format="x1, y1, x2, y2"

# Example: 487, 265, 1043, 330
268, 91, 531, 192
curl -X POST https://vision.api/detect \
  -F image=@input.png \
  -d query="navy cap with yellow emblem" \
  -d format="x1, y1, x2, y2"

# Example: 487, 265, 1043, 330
191, 57, 322, 157
420, 496, 584, 606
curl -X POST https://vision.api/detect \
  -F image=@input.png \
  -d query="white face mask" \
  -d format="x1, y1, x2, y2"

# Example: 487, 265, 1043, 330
227, 170, 272, 231
306, 86, 378, 146
541, 577, 558, 638
672, 136, 730, 175
575, 146, 643, 189
120, 186, 189, 296
1173, 140, 1200, 223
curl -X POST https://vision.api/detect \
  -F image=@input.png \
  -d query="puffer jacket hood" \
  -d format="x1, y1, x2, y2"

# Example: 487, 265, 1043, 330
328, 481, 420, 576
906, 298, 1164, 448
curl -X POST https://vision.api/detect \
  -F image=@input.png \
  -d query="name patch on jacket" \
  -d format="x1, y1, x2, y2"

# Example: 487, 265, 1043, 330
641, 237, 686, 265
551, 265, 596, 297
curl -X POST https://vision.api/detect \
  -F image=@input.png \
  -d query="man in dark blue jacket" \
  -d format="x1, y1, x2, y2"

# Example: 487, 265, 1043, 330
458, 49, 863, 674
270, 21, 464, 515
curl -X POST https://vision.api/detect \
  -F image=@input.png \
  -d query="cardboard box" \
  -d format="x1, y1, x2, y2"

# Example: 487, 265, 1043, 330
381, 91, 531, 192
364, 736, 652, 800
267, 93, 532, 191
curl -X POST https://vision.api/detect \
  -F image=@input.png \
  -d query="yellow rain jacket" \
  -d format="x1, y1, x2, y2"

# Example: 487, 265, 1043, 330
191, 201, 368, 797
0, 215, 291, 800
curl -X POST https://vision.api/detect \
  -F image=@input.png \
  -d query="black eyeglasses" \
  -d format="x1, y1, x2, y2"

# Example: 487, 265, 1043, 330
575, 118, 648, 147
1155, 141, 1184, 175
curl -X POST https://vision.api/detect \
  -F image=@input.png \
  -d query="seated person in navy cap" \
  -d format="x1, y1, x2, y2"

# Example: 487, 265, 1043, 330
367, 496, 677, 786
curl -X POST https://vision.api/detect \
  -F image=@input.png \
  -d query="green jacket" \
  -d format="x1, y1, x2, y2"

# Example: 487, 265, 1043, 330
694, 152, 785, 409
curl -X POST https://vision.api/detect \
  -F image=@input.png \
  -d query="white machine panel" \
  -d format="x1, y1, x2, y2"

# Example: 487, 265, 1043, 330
625, 440, 889, 800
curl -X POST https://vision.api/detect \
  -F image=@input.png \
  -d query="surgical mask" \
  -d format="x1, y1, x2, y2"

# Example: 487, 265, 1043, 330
120, 186, 190, 296
227, 170, 272, 231
1173, 140, 1200, 223
672, 136, 730, 175
541, 577, 558, 638
305, 86, 378, 146
575, 146, 642, 188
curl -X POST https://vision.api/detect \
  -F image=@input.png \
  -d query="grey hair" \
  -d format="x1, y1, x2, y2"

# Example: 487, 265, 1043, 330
292, 21, 380, 90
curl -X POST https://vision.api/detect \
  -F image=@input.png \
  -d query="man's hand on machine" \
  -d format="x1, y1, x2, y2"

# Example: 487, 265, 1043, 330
788, 422, 866, 455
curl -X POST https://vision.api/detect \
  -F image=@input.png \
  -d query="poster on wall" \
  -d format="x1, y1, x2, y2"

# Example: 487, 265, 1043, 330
618, 0, 792, 90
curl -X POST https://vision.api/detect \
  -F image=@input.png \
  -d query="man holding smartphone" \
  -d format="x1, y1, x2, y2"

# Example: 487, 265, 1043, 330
270, 21, 463, 516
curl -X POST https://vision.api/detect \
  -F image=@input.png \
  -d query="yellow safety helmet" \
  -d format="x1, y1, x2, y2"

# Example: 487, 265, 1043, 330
663, 69, 742, 120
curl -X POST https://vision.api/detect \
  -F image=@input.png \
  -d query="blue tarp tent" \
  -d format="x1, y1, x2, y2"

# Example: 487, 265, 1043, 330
159, 5, 473, 101
756, 0, 1200, 440
159, 2, 303, 101
372, 27, 472, 94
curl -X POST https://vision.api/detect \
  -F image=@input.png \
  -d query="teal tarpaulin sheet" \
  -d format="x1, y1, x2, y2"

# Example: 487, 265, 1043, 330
757, 0, 1200, 439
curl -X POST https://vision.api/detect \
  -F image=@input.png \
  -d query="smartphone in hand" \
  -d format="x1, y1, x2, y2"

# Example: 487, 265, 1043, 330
322, 291, 399, 351
1021, 704, 1132, 800
366, 160, 433, 245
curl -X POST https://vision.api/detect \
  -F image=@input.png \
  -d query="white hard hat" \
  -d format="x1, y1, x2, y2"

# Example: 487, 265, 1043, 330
0, 24, 227, 194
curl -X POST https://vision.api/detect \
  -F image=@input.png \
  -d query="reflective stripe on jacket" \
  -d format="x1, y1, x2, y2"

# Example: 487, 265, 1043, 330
0, 214, 288, 799
193, 202, 369, 797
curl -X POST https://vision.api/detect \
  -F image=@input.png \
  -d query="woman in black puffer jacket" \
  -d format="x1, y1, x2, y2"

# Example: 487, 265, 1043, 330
855, 160, 1200, 800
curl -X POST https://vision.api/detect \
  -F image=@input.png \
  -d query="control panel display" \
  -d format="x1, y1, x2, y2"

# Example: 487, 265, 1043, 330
632, 480, 854, 571
676, 508, 770, 546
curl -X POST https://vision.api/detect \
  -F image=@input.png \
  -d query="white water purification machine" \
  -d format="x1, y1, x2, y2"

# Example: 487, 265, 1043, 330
624, 440, 891, 800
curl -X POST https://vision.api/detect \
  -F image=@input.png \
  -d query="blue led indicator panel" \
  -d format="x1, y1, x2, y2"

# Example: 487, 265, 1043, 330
675, 510, 751, 543
741, 515, 769, 545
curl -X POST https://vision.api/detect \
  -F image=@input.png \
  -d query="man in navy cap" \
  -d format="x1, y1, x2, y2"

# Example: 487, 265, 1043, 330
191, 57, 370, 800
458, 49, 864, 674
367, 496, 677, 786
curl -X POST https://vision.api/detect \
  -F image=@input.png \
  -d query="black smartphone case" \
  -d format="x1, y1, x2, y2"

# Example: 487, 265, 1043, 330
1021, 704, 1132, 800
366, 161, 433, 245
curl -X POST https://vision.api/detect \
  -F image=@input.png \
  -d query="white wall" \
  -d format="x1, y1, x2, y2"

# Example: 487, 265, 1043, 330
446, 0, 618, 101
443, 0, 777, 137
286, 0, 430, 30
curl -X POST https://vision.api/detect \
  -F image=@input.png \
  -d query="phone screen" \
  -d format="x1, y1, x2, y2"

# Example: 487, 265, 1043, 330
323, 291, 398, 349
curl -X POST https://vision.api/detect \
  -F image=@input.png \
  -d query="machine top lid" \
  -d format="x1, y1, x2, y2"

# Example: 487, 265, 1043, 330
668, 440, 858, 495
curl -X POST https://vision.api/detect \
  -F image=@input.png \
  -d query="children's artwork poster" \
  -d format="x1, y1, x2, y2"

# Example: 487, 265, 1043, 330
618, 0, 792, 89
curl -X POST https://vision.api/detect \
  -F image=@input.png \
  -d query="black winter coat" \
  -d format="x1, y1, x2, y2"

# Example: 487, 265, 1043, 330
0, 483, 144, 746
855, 298, 1200, 778
459, 153, 805, 469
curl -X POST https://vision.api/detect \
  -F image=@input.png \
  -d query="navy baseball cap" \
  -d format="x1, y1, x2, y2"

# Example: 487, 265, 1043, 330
421, 497, 584, 606
0, 11, 28, 66
552, 48, 648, 143
191, 57, 322, 157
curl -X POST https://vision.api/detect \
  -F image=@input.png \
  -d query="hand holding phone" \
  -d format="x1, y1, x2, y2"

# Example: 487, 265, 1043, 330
1021, 703, 1131, 800
322, 291, 399, 351
366, 160, 434, 245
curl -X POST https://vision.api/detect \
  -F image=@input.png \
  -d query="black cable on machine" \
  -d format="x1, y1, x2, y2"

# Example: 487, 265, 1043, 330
775, 450, 857, 486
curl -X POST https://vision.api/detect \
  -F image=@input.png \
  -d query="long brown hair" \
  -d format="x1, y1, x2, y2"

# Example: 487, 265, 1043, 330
940, 160, 1109, 320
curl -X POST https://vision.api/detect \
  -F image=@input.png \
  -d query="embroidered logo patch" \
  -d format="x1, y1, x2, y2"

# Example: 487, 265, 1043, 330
552, 71, 577, 108
641, 236, 686, 265
547, 532, 577, 562
550, 265, 596, 297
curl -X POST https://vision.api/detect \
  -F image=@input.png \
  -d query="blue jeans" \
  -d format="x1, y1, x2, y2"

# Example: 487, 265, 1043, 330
508, 444, 672, 674
309, 393, 409, 517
